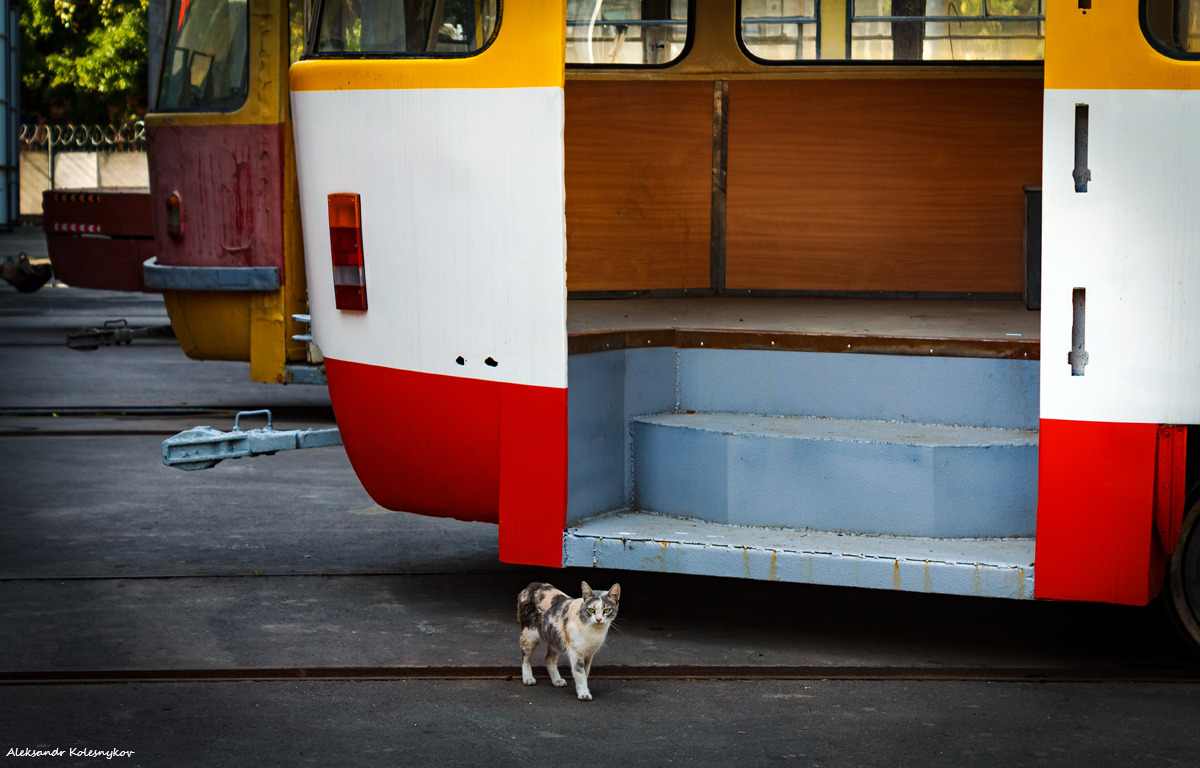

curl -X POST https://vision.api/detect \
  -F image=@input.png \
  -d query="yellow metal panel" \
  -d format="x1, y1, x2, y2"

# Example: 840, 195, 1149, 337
163, 292, 253, 361
819, 0, 847, 62
250, 292, 289, 382
289, 0, 566, 92
1047, 0, 1200, 91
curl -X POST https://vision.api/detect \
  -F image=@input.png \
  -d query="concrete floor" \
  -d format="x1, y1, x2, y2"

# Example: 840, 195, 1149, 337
2, 242, 1199, 766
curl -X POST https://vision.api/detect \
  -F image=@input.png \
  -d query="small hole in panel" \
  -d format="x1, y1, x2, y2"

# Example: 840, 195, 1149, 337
485, 357, 498, 367
455, 356, 465, 365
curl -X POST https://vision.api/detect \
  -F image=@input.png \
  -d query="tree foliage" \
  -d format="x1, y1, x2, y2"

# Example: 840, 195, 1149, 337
21, 0, 150, 123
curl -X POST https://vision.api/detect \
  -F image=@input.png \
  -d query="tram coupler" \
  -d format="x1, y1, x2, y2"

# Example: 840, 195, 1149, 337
162, 409, 342, 471
67, 319, 175, 351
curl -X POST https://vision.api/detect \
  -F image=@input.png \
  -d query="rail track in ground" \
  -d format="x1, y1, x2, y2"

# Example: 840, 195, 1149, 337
3, 664, 1199, 686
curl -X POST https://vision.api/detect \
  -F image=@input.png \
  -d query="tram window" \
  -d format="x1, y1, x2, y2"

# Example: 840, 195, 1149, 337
740, 0, 1044, 63
566, 0, 690, 66
850, 0, 1043, 61
157, 0, 249, 112
740, 0, 819, 61
1145, 0, 1200, 55
313, 0, 498, 55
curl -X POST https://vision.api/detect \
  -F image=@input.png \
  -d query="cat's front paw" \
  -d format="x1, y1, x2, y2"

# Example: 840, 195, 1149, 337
522, 676, 537, 686
577, 692, 593, 701
552, 678, 567, 687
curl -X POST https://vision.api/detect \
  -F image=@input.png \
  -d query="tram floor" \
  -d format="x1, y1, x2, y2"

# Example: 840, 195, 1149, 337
3, 269, 1200, 765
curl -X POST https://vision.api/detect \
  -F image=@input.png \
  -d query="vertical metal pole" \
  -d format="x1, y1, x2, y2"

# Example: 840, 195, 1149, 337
710, 80, 728, 295
147, 0, 168, 112
0, 0, 14, 229
47, 129, 54, 191
8, 1, 16, 227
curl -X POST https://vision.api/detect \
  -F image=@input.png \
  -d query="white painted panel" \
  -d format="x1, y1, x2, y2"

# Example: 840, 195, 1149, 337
291, 87, 567, 389
1041, 89, 1200, 424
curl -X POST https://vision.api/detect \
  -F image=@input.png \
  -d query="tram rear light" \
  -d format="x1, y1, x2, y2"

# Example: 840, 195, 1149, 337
165, 193, 182, 240
327, 193, 367, 311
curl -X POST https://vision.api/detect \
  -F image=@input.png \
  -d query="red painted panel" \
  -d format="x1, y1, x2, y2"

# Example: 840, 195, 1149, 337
42, 189, 153, 238
325, 358, 568, 568
46, 235, 156, 292
1154, 425, 1188, 556
1035, 418, 1160, 605
146, 123, 285, 278
499, 384, 569, 568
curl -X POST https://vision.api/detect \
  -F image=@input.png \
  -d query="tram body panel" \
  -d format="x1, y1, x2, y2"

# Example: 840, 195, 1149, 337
1036, 0, 1199, 605
290, 87, 567, 389
289, 2, 569, 566
146, 0, 309, 381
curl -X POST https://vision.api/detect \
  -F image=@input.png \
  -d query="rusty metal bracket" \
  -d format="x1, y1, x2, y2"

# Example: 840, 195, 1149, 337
161, 409, 342, 471
66, 319, 175, 351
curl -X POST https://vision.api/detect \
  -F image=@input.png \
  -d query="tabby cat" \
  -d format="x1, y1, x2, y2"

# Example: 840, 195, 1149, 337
517, 581, 621, 701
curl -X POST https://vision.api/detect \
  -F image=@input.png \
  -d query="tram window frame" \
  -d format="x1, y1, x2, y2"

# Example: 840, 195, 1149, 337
305, 0, 502, 59
565, 0, 696, 70
1141, 0, 1200, 59
155, 0, 251, 113
736, 0, 1046, 66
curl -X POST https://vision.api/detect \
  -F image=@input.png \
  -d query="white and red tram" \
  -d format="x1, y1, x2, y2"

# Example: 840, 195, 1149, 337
280, 0, 1200, 647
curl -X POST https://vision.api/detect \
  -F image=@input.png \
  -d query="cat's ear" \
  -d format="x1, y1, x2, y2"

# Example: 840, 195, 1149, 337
607, 584, 621, 603
581, 581, 594, 600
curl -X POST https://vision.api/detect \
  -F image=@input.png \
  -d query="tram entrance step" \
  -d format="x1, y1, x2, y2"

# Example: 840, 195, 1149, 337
563, 510, 1035, 601
630, 412, 1038, 539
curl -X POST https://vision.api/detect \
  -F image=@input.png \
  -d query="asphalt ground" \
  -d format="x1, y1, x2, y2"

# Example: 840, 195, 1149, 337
2, 240, 1200, 766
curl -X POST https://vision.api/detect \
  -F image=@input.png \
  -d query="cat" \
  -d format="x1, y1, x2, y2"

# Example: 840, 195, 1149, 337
517, 581, 621, 701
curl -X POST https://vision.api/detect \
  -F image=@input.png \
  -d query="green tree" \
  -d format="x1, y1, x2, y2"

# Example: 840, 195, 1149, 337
21, 0, 149, 124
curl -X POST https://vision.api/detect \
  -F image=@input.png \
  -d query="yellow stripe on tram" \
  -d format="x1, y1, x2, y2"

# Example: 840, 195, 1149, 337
1047, 0, 1200, 91
289, 0, 566, 92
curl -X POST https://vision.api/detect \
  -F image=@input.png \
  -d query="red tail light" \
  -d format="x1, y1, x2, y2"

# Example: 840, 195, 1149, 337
165, 193, 182, 240
328, 193, 367, 311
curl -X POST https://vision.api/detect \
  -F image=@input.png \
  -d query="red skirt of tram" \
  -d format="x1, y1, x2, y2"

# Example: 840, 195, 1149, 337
324, 357, 568, 568
1035, 418, 1186, 606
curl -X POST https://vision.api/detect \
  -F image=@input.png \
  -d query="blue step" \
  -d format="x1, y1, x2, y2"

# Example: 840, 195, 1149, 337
631, 412, 1038, 538
563, 511, 1035, 600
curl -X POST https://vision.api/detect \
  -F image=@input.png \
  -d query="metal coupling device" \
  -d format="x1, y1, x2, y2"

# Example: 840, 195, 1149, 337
67, 319, 176, 351
162, 409, 342, 471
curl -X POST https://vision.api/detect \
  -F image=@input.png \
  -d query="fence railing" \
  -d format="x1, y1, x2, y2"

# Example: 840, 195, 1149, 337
20, 122, 146, 152
18, 122, 150, 216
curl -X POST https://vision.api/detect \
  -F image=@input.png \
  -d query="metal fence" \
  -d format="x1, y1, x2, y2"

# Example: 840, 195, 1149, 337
19, 122, 146, 152
19, 122, 149, 216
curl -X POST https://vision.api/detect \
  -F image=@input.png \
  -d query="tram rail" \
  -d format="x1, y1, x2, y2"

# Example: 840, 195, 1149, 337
3, 664, 1199, 686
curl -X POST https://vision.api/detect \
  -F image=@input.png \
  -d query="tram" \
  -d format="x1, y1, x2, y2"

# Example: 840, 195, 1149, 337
164, 0, 1200, 647
142, 0, 318, 383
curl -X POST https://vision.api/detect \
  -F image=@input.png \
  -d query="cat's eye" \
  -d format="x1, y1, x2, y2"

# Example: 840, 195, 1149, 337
587, 608, 594, 613
603, 609, 611, 614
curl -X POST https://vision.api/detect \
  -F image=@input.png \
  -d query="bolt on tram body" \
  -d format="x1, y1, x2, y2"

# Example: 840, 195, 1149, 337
147, 0, 1200, 650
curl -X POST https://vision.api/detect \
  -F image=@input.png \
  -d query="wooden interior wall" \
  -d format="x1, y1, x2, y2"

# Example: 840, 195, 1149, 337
725, 79, 1043, 293
565, 80, 713, 291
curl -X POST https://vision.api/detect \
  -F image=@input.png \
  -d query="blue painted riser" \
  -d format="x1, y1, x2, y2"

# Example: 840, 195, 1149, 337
566, 347, 1041, 532
631, 412, 1038, 538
